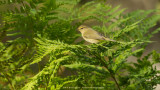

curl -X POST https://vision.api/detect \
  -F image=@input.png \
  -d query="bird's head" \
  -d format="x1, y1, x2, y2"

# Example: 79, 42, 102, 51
77, 25, 89, 33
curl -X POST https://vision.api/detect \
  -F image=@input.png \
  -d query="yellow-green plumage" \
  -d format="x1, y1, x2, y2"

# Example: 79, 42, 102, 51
78, 25, 115, 43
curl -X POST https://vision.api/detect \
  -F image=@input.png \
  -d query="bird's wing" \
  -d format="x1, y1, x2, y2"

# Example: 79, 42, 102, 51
83, 29, 116, 42
83, 31, 104, 40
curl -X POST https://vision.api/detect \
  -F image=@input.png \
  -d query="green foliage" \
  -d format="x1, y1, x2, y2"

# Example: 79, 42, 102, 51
0, 0, 160, 90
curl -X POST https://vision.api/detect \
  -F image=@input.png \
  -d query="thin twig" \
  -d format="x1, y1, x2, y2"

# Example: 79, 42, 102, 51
38, 62, 41, 72
105, 66, 121, 90
2, 72, 15, 90
99, 56, 121, 90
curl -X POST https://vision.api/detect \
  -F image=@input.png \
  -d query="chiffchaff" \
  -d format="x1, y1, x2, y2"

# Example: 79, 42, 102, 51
78, 25, 115, 43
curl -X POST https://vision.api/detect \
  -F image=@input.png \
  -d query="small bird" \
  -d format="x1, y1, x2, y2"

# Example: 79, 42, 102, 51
78, 25, 115, 43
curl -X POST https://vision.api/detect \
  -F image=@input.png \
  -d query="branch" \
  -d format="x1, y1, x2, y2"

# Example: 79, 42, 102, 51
99, 55, 121, 90
2, 72, 15, 90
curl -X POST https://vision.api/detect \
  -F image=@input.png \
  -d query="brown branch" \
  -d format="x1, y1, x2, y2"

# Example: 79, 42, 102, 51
2, 72, 15, 90
105, 66, 121, 90
99, 56, 121, 90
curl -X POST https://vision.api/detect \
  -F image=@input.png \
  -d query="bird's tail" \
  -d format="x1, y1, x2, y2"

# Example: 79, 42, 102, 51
103, 37, 116, 42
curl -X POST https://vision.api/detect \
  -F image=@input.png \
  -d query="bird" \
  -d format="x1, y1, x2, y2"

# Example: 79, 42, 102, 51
78, 25, 115, 43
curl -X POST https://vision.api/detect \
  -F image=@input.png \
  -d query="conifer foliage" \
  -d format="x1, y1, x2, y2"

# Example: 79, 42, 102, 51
0, 0, 160, 90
